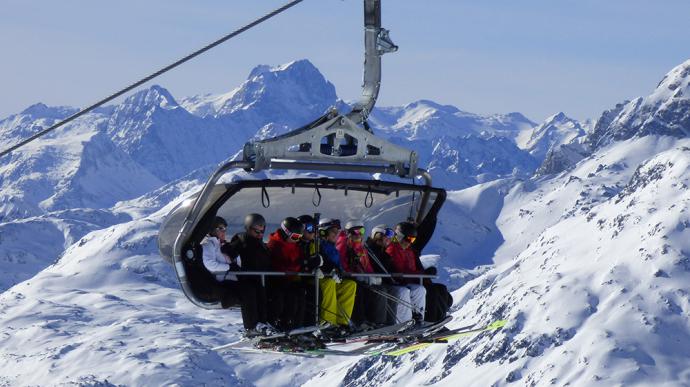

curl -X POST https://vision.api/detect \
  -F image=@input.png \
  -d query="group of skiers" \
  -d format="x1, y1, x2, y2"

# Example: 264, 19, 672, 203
201, 213, 452, 337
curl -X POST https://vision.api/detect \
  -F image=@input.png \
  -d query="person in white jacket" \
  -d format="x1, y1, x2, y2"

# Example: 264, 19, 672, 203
201, 216, 240, 282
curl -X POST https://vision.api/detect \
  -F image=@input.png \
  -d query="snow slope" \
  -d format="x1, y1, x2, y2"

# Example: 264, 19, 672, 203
309, 135, 690, 387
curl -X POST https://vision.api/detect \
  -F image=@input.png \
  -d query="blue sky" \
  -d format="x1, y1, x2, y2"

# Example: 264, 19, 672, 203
1, 0, 689, 122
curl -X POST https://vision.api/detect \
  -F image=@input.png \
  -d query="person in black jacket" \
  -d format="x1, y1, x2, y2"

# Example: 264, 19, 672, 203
222, 213, 274, 336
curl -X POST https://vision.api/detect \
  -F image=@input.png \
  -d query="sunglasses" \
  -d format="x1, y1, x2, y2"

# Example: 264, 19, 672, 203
250, 226, 265, 234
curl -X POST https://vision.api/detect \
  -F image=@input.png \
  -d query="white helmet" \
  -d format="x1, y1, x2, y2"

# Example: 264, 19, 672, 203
345, 219, 364, 231
370, 224, 389, 239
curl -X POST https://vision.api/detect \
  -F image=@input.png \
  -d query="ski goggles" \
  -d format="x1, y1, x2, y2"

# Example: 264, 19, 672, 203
403, 235, 417, 244
395, 230, 416, 244
304, 223, 315, 233
215, 226, 227, 232
348, 227, 365, 237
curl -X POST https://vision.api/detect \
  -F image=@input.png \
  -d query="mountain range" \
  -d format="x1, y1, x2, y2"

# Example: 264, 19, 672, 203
0, 57, 689, 385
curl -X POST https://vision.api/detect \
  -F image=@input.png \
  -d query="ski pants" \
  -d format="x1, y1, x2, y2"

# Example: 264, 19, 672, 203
385, 284, 426, 324
238, 276, 268, 330
424, 282, 453, 322
351, 283, 389, 326
268, 278, 306, 330
319, 278, 357, 327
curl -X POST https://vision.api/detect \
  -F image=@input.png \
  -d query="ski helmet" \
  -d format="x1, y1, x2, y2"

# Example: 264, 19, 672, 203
243, 213, 266, 230
318, 218, 341, 237
345, 219, 365, 237
297, 215, 316, 234
371, 224, 392, 239
280, 217, 304, 240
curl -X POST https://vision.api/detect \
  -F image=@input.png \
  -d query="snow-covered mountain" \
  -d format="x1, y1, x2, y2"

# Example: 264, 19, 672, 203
588, 59, 690, 149
523, 112, 585, 162
181, 59, 337, 129
2, 57, 689, 385
370, 99, 536, 142
540, 59, 690, 176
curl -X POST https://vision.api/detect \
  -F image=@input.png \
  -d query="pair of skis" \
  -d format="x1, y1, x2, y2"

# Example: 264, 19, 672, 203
212, 318, 507, 358
212, 325, 322, 353
369, 319, 507, 357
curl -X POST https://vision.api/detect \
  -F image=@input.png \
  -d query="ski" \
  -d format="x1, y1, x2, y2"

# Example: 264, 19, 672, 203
378, 319, 507, 357
334, 319, 416, 343
212, 325, 322, 352
359, 316, 455, 344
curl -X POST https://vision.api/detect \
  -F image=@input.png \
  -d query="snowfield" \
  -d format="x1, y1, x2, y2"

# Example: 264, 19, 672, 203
1, 58, 689, 386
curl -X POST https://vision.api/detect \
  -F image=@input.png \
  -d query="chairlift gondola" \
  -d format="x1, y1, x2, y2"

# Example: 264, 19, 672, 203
157, 1, 449, 343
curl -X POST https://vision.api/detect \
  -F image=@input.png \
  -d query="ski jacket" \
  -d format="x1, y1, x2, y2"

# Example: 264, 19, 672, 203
201, 236, 237, 281
267, 230, 302, 273
336, 232, 374, 273
386, 241, 422, 276
320, 239, 343, 272
299, 238, 322, 271
222, 232, 271, 272
365, 238, 394, 274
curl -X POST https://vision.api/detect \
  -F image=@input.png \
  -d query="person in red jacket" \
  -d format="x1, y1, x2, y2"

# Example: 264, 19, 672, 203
386, 221, 426, 322
267, 217, 307, 330
337, 220, 387, 328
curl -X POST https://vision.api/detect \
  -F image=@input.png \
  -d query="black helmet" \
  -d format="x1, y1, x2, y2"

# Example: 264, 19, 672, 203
244, 213, 266, 230
210, 216, 227, 234
280, 217, 304, 239
297, 215, 316, 233
395, 221, 417, 241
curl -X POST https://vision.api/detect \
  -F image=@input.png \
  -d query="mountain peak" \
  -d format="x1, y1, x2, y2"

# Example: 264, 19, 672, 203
585, 59, 690, 149
247, 59, 320, 81
544, 112, 571, 124
182, 59, 336, 126
403, 99, 461, 113
122, 85, 179, 110
19, 103, 78, 119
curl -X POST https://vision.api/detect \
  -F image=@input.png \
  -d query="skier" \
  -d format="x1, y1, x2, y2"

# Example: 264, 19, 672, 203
267, 217, 307, 330
296, 214, 325, 326
200, 216, 241, 308
316, 218, 357, 329
386, 221, 427, 323
337, 220, 388, 328
221, 213, 275, 336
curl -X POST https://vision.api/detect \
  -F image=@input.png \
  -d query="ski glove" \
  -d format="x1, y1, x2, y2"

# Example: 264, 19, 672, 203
366, 276, 382, 286
330, 269, 342, 284
314, 268, 325, 280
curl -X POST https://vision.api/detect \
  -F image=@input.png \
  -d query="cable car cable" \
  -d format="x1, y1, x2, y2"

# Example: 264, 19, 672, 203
0, 0, 304, 159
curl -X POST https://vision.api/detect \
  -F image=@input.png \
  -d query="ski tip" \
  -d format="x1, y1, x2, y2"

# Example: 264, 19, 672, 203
487, 320, 508, 330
